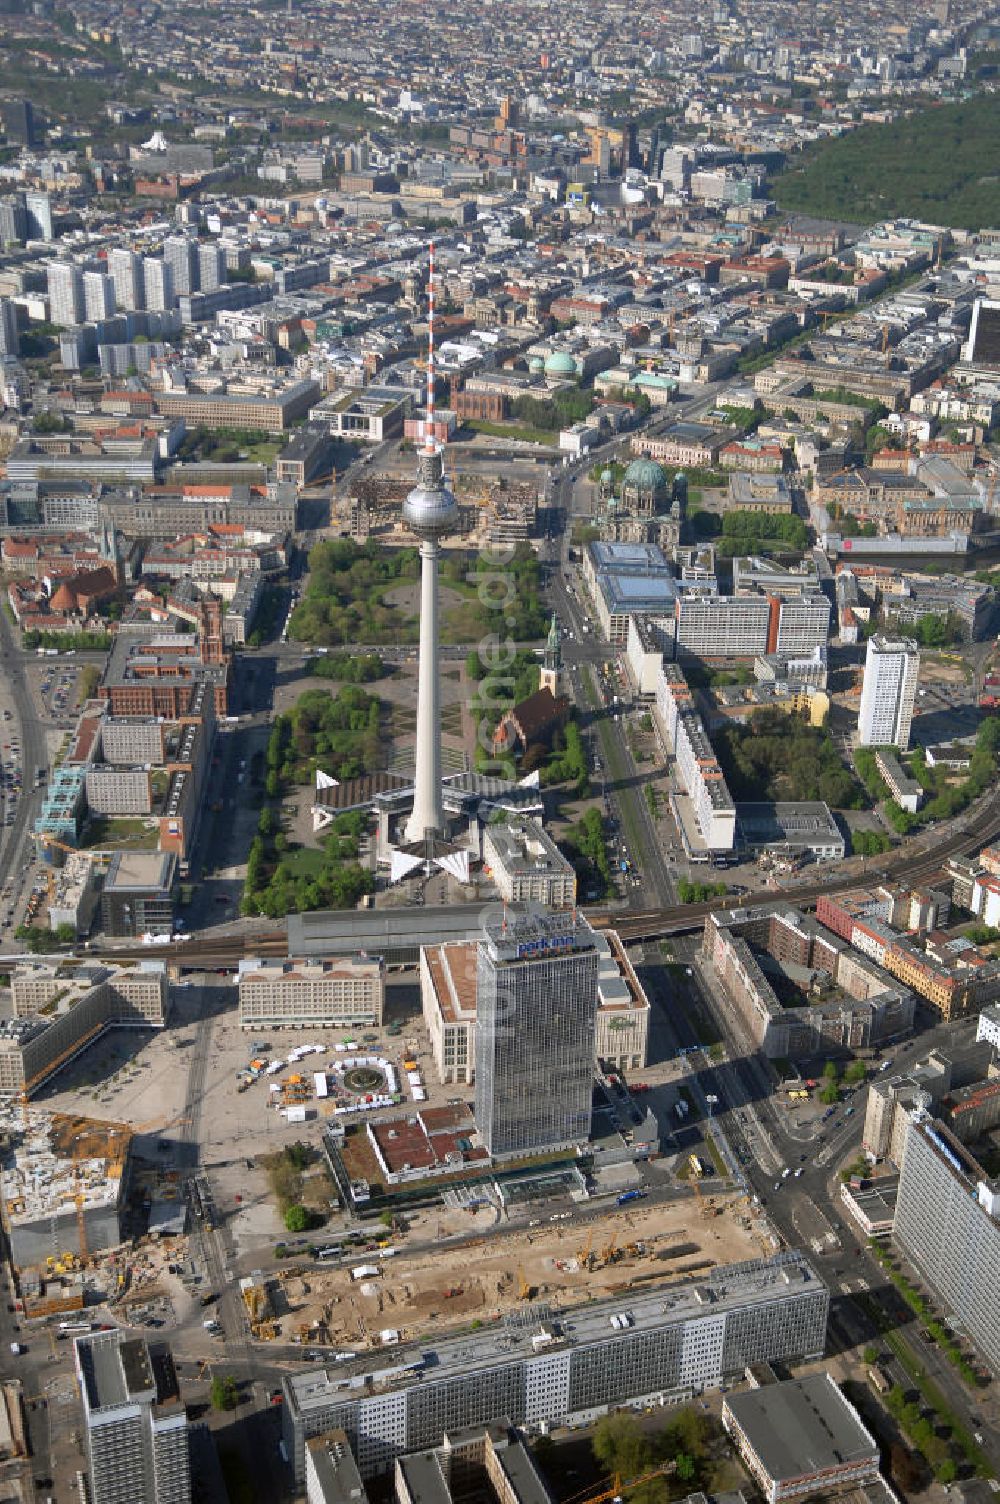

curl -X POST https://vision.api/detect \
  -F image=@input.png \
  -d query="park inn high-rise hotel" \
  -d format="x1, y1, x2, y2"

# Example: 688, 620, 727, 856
474, 911, 599, 1159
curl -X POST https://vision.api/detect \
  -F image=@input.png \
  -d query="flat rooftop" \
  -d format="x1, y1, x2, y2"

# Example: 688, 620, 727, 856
104, 849, 176, 893
286, 1253, 824, 1418
423, 942, 478, 1025
599, 572, 678, 615
589, 541, 670, 572
307, 1428, 368, 1504
736, 802, 843, 849
725, 1372, 878, 1482
78, 1330, 154, 1412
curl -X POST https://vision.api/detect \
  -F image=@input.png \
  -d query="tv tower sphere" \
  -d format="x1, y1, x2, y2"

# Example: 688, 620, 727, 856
403, 445, 457, 537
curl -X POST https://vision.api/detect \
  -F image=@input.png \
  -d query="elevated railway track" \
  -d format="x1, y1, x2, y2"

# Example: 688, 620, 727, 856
76, 792, 1000, 967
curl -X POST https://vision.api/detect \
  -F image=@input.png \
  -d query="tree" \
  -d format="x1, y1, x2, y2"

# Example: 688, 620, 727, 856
820, 1081, 840, 1105
285, 1141, 311, 1170
822, 1060, 839, 1080
674, 1455, 696, 1484
55, 923, 76, 944
844, 1060, 867, 1084
592, 1413, 651, 1480
863, 1345, 879, 1364
284, 1204, 310, 1232
379, 1210, 394, 1228
937, 1459, 957, 1485
852, 828, 890, 856
210, 1374, 239, 1411
660, 1407, 710, 1463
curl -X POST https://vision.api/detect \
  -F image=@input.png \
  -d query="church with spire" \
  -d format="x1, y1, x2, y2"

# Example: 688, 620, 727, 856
539, 612, 562, 696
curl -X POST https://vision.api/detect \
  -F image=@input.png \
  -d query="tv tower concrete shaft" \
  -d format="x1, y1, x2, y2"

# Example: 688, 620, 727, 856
405, 534, 445, 842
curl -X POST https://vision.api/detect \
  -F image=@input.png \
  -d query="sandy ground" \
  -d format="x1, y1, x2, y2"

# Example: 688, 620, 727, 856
276, 1189, 758, 1350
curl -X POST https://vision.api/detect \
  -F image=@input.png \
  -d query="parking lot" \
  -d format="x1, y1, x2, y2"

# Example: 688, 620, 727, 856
37, 660, 81, 728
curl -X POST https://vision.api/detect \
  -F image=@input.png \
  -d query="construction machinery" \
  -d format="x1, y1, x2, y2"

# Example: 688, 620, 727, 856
516, 1267, 534, 1301
577, 1226, 595, 1270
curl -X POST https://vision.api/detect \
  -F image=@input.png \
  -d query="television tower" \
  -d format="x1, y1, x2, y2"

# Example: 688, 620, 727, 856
403, 243, 457, 846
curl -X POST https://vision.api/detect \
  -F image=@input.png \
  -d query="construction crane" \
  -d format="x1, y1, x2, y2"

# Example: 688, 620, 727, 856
577, 1227, 595, 1269
516, 1266, 534, 1301
564, 1460, 677, 1504
37, 833, 79, 865
599, 1231, 618, 1268
72, 1137, 89, 1263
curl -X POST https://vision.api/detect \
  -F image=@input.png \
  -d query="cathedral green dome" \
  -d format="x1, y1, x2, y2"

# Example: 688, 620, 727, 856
623, 457, 667, 493
544, 350, 578, 378
528, 355, 545, 374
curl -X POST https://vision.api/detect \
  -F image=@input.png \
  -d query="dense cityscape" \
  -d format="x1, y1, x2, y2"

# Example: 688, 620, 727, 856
4, 1, 1000, 1502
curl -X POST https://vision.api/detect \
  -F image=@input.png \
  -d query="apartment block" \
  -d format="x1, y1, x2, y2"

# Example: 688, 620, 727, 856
857, 636, 920, 749
674, 594, 770, 657
238, 957, 385, 1030
47, 261, 85, 326
282, 1253, 829, 1482
108, 248, 145, 312
0, 962, 168, 1097
653, 663, 735, 853
894, 1112, 1000, 1375
703, 907, 914, 1058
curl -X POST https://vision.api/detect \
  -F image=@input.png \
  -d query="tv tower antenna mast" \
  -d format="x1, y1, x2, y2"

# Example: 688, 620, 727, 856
425, 239, 436, 451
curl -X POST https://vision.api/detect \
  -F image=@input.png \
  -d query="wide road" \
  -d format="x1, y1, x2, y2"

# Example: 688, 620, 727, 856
0, 605, 55, 901
678, 951, 1000, 1471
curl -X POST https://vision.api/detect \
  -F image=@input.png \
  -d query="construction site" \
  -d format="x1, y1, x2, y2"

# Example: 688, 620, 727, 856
0, 1106, 132, 1271
269, 1186, 766, 1353
344, 469, 540, 549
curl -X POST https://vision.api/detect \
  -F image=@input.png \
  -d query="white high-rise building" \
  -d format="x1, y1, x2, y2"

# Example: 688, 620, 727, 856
197, 242, 226, 293
857, 635, 919, 749
108, 248, 145, 311
143, 256, 175, 312
163, 235, 199, 296
75, 1329, 191, 1504
83, 270, 116, 322
47, 260, 85, 326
